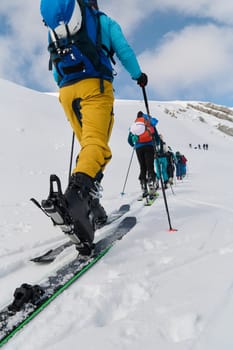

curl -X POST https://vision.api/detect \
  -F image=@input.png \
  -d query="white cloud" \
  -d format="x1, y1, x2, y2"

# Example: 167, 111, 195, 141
155, 0, 233, 25
100, 0, 153, 34
0, 0, 55, 90
101, 0, 233, 33
139, 24, 233, 99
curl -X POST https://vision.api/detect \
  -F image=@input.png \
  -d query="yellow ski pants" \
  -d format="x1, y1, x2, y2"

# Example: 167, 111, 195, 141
59, 78, 114, 179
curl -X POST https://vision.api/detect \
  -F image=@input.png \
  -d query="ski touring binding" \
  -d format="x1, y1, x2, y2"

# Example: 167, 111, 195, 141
8, 283, 45, 313
31, 174, 75, 236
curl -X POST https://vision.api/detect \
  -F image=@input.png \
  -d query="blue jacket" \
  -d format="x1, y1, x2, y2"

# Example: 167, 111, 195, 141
100, 15, 142, 80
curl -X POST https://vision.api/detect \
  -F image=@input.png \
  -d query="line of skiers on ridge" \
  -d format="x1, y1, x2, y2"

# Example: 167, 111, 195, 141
189, 143, 209, 150
128, 111, 187, 199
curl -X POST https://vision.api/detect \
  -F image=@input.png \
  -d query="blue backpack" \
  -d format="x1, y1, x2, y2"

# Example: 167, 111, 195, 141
40, 0, 114, 89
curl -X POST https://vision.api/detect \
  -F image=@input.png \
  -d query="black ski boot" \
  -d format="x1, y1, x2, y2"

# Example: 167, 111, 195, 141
64, 172, 95, 255
41, 173, 95, 257
90, 198, 107, 228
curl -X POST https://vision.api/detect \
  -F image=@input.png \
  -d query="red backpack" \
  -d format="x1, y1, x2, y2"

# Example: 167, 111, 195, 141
181, 155, 187, 164
134, 116, 154, 143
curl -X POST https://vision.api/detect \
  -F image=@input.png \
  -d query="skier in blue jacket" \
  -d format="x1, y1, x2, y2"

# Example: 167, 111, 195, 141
40, 0, 148, 256
128, 111, 159, 198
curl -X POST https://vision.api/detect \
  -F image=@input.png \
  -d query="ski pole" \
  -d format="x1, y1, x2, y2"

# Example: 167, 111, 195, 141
121, 147, 135, 196
141, 86, 177, 232
142, 86, 150, 116
155, 157, 175, 229
68, 132, 75, 184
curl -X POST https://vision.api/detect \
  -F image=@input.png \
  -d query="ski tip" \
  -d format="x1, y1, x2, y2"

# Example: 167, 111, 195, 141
30, 197, 41, 208
119, 204, 130, 211
30, 249, 55, 263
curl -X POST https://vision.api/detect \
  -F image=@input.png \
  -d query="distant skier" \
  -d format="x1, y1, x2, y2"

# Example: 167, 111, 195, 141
175, 151, 182, 179
175, 151, 187, 179
154, 134, 169, 189
180, 154, 187, 177
166, 147, 176, 185
128, 111, 159, 198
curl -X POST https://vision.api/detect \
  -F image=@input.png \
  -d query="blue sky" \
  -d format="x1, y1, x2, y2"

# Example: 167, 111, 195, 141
1, 0, 233, 106
110, 5, 233, 106
132, 11, 211, 53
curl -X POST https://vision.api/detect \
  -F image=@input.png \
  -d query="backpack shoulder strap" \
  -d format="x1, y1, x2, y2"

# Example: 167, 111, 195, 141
94, 10, 116, 65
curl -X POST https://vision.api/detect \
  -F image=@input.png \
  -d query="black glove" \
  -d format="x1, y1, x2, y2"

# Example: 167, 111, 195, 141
137, 73, 148, 87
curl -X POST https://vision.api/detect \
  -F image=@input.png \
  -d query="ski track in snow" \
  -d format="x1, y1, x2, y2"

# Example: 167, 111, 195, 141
177, 196, 233, 214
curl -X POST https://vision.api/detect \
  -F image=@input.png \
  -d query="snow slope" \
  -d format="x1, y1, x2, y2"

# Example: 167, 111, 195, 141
0, 79, 233, 350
